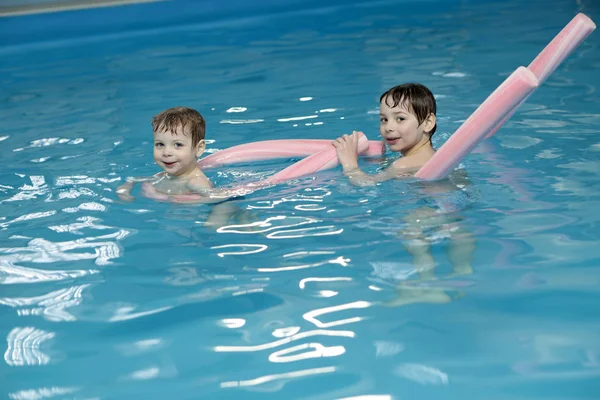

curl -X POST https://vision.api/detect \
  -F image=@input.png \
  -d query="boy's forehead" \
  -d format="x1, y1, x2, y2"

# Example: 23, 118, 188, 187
154, 122, 191, 136
153, 128, 192, 141
380, 96, 413, 112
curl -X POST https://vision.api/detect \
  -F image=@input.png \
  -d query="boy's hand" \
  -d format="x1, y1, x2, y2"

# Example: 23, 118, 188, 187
332, 131, 360, 171
116, 184, 134, 202
117, 192, 135, 202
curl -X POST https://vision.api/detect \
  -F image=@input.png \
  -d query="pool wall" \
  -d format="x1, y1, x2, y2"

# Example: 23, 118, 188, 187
1, 0, 475, 49
1, 0, 594, 52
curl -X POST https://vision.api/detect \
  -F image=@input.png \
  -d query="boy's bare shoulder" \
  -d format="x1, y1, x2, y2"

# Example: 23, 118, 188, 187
390, 158, 421, 177
186, 174, 214, 193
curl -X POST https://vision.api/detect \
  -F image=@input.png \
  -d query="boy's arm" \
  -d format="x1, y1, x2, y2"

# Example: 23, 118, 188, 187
333, 132, 414, 187
186, 179, 252, 204
116, 173, 163, 202
116, 181, 135, 201
342, 166, 409, 187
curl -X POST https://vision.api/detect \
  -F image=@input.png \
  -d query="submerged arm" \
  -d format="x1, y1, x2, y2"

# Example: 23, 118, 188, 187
185, 179, 253, 204
333, 132, 415, 187
343, 165, 416, 187
116, 173, 164, 202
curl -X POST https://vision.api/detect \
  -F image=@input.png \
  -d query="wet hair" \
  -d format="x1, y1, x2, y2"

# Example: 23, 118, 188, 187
379, 83, 437, 139
152, 106, 206, 146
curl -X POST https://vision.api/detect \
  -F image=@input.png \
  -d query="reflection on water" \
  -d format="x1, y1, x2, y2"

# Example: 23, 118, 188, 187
1, 0, 600, 398
0, 285, 88, 321
8, 387, 80, 400
4, 327, 55, 367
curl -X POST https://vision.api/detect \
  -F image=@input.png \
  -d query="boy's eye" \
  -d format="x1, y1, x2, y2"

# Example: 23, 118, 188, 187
155, 143, 163, 148
396, 117, 405, 122
380, 118, 387, 123
174, 143, 184, 148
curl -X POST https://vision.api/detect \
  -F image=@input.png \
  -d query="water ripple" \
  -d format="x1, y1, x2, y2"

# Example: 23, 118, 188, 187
0, 285, 89, 322
4, 327, 55, 367
0, 261, 99, 285
8, 387, 79, 400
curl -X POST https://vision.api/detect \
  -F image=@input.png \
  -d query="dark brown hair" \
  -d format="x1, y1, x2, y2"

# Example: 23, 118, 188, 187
380, 83, 437, 139
152, 106, 206, 146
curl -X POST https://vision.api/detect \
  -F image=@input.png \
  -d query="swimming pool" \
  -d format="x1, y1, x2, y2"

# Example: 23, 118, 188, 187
1, 0, 599, 398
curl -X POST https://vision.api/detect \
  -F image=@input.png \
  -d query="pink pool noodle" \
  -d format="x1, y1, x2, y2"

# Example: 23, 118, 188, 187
198, 139, 384, 169
415, 67, 539, 181
484, 13, 596, 139
264, 132, 370, 184
529, 13, 596, 83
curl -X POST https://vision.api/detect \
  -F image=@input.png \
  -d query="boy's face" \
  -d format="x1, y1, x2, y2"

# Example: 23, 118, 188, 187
153, 125, 205, 177
379, 96, 435, 154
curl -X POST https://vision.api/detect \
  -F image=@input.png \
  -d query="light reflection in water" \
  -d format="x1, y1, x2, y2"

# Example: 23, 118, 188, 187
247, 188, 331, 210
220, 366, 336, 388
265, 225, 343, 239
211, 244, 268, 257
232, 288, 265, 296
272, 326, 300, 337
269, 343, 345, 363
276, 115, 318, 122
0, 260, 99, 285
216, 215, 320, 234
8, 387, 80, 400
0, 211, 57, 228
318, 290, 338, 297
299, 277, 352, 289
219, 319, 246, 328
215, 329, 355, 352
4, 327, 55, 367
374, 341, 404, 358
257, 256, 349, 273
0, 221, 131, 273
0, 176, 47, 203
108, 305, 174, 322
0, 285, 89, 322
284, 250, 335, 258
303, 301, 372, 329
0, 237, 121, 267
164, 267, 206, 286
129, 367, 160, 381
394, 363, 449, 386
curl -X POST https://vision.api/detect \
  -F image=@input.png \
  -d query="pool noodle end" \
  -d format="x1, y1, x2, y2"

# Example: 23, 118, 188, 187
529, 13, 596, 84
485, 14, 595, 140
415, 67, 539, 181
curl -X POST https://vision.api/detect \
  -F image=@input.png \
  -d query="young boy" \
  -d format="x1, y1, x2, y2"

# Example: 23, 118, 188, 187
333, 83, 476, 305
117, 106, 244, 204
333, 83, 437, 183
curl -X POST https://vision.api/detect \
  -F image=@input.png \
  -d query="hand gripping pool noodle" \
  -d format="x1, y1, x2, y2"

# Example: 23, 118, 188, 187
415, 67, 539, 181
198, 139, 385, 169
263, 131, 371, 185
484, 13, 596, 139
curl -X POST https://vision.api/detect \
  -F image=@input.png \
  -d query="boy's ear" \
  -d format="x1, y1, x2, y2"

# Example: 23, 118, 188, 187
195, 140, 206, 157
423, 113, 436, 133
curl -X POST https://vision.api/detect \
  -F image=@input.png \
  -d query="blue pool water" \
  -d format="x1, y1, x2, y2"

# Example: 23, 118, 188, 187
1, 0, 600, 398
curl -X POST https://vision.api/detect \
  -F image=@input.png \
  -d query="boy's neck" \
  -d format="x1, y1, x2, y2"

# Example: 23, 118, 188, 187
165, 167, 204, 180
401, 138, 433, 157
